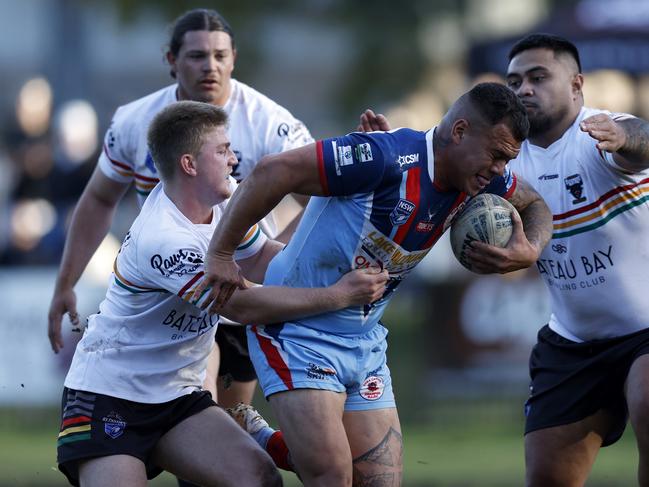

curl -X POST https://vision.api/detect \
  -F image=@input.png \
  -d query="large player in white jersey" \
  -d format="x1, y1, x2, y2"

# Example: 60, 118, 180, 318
47, 9, 314, 411
505, 34, 649, 487
56, 101, 388, 487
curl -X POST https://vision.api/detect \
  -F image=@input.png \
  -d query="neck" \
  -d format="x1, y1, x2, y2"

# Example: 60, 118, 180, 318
163, 183, 214, 224
431, 128, 450, 189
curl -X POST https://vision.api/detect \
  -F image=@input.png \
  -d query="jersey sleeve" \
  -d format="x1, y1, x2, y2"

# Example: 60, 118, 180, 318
97, 107, 136, 184
263, 106, 314, 155
483, 163, 517, 200
316, 132, 392, 196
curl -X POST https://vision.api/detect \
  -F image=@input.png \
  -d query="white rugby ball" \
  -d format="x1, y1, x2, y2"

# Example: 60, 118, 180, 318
450, 193, 517, 272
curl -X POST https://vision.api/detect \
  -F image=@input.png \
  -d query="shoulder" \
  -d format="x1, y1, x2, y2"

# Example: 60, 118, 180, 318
111, 85, 177, 131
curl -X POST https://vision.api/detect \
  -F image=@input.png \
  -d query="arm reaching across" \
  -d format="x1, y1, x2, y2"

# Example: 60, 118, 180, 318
580, 114, 649, 172
465, 177, 552, 274
195, 144, 325, 311
219, 267, 389, 325
48, 167, 130, 353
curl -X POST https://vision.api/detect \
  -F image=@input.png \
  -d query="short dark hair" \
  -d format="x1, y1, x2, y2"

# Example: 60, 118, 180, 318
147, 101, 229, 181
468, 82, 529, 142
167, 9, 235, 78
508, 33, 582, 73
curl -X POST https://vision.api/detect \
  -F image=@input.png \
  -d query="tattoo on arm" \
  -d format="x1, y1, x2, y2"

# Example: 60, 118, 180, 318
352, 427, 403, 486
508, 177, 553, 252
617, 118, 649, 169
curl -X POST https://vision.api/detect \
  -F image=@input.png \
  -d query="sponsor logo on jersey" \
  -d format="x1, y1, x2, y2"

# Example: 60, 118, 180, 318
150, 249, 203, 277
390, 198, 416, 226
396, 153, 419, 170
331, 141, 354, 176
360, 375, 384, 401
416, 221, 434, 232
538, 173, 559, 181
305, 363, 337, 380
551, 243, 567, 254
102, 411, 126, 439
278, 121, 309, 144
564, 173, 587, 204
354, 143, 373, 162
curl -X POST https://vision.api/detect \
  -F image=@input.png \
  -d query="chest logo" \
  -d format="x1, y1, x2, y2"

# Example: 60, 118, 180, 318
564, 173, 586, 204
390, 199, 416, 226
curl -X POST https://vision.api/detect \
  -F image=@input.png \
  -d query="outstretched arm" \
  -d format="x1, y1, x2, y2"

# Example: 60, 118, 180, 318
219, 267, 389, 325
466, 177, 552, 274
197, 144, 325, 311
48, 167, 130, 352
580, 114, 649, 172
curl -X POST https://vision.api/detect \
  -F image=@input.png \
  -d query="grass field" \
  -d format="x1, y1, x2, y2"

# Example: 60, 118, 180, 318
0, 400, 638, 487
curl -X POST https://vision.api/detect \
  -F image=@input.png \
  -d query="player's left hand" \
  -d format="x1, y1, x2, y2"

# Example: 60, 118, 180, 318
580, 113, 627, 152
464, 210, 539, 274
357, 109, 391, 132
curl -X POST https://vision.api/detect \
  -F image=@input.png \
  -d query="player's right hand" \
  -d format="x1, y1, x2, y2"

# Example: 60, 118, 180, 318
356, 109, 392, 133
193, 252, 248, 314
336, 267, 389, 306
48, 288, 80, 353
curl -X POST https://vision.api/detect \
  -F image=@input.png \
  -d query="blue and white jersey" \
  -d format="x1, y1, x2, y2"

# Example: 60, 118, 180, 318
264, 127, 516, 336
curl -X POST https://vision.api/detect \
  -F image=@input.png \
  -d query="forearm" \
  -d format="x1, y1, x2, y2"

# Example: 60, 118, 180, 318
519, 199, 552, 254
209, 159, 288, 257
220, 285, 348, 325
55, 195, 119, 290
616, 118, 649, 169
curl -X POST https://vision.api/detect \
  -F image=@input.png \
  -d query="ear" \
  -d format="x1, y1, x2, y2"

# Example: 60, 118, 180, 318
232, 48, 237, 68
166, 51, 177, 77
572, 73, 584, 100
179, 154, 198, 177
450, 119, 469, 144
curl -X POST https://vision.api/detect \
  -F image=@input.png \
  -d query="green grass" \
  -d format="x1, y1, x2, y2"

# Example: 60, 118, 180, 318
0, 403, 638, 486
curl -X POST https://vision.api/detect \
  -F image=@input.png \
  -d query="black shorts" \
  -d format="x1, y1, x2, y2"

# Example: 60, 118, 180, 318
524, 324, 649, 446
57, 387, 215, 486
216, 324, 257, 382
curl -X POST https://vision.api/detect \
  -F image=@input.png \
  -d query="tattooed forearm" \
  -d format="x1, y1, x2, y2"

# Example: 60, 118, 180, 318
509, 177, 553, 252
617, 118, 649, 169
352, 427, 403, 486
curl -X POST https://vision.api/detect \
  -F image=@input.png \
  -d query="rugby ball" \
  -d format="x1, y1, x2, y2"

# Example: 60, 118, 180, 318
450, 193, 516, 271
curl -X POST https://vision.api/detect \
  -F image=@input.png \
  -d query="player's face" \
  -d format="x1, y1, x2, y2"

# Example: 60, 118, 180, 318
506, 48, 581, 137
449, 122, 520, 196
168, 30, 236, 106
195, 125, 238, 202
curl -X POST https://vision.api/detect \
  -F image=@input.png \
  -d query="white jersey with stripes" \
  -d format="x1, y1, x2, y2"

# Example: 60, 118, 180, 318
510, 107, 649, 341
98, 79, 313, 236
64, 183, 266, 403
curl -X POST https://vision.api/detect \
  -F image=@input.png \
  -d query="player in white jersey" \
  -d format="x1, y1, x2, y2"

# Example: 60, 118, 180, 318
197, 83, 553, 486
56, 101, 388, 487
506, 34, 649, 486
47, 9, 313, 414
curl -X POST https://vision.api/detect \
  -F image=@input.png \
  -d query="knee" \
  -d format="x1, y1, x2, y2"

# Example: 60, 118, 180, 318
297, 457, 352, 486
247, 449, 283, 487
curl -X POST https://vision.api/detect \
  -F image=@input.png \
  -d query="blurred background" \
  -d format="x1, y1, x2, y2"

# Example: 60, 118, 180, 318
2, 0, 648, 485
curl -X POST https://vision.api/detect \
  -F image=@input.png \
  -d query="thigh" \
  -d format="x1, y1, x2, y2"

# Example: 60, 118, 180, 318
626, 354, 649, 437
79, 455, 147, 487
153, 406, 279, 487
269, 389, 351, 478
525, 411, 612, 487
343, 407, 402, 487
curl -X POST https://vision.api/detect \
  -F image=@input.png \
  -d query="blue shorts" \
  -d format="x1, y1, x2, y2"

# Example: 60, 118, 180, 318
247, 322, 395, 411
